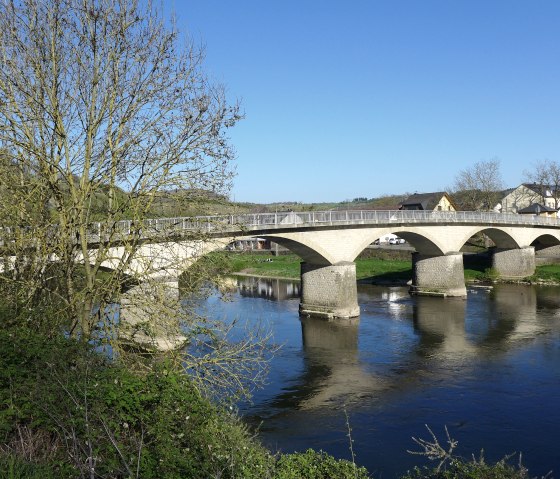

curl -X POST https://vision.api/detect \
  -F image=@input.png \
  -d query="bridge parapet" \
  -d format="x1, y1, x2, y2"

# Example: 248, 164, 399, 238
115, 210, 560, 237
3, 210, 559, 248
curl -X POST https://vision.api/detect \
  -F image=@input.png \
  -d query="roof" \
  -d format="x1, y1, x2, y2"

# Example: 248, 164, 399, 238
366, 205, 402, 211
399, 192, 454, 210
517, 202, 557, 214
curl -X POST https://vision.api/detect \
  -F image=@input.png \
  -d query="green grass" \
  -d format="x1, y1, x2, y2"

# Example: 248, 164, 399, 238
526, 263, 560, 283
217, 251, 560, 285
355, 256, 411, 283
220, 251, 412, 283
228, 252, 303, 278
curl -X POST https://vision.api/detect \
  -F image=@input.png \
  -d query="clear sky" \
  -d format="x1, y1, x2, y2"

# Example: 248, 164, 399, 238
172, 1, 560, 204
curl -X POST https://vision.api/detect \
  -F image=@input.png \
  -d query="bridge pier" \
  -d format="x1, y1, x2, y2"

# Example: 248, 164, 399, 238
410, 252, 467, 297
119, 281, 188, 351
299, 262, 360, 319
491, 246, 535, 279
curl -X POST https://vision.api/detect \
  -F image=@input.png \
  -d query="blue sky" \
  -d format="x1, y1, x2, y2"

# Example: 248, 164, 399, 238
173, 1, 560, 203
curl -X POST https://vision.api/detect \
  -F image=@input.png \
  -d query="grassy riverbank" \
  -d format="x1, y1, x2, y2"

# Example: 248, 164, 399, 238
219, 250, 560, 285
223, 249, 411, 283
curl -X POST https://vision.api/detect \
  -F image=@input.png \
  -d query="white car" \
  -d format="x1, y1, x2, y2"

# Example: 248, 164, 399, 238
389, 237, 405, 245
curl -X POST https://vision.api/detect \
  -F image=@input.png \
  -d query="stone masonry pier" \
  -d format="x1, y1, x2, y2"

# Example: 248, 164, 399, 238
410, 252, 467, 297
299, 262, 360, 319
491, 246, 535, 279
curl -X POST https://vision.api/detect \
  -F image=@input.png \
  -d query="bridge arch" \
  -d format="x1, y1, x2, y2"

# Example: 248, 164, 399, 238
455, 227, 521, 251
530, 233, 560, 250
249, 235, 333, 265
531, 233, 560, 246
388, 231, 444, 256
341, 227, 446, 260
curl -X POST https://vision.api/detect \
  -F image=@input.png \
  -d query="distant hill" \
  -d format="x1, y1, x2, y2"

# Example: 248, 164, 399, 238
246, 194, 410, 213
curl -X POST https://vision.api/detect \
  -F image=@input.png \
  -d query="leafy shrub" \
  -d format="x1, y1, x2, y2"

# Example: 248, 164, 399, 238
0, 326, 374, 478
274, 449, 370, 479
402, 457, 530, 479
0, 454, 72, 479
0, 326, 277, 478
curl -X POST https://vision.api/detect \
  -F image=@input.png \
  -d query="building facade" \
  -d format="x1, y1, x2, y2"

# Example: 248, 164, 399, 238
500, 183, 558, 214
399, 192, 457, 211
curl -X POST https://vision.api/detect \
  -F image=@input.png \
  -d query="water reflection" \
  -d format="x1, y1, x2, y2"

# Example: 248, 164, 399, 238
412, 296, 472, 358
237, 276, 300, 301
218, 278, 560, 478
237, 280, 560, 410
297, 317, 390, 409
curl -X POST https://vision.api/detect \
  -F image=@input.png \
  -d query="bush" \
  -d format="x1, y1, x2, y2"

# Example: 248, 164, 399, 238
275, 449, 369, 479
0, 454, 70, 479
402, 457, 530, 479
0, 325, 374, 478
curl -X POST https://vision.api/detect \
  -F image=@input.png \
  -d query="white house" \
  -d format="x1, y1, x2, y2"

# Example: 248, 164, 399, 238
500, 183, 558, 214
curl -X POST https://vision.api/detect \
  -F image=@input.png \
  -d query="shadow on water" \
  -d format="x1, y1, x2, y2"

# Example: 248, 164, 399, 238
358, 269, 412, 285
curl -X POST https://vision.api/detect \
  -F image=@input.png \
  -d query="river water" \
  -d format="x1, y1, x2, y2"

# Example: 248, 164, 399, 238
197, 278, 560, 478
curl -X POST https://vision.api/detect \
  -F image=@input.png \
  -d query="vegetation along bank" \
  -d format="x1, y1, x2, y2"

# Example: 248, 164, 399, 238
216, 248, 560, 285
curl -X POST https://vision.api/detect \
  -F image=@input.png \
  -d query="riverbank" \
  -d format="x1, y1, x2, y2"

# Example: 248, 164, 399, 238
0, 277, 545, 478
218, 250, 560, 285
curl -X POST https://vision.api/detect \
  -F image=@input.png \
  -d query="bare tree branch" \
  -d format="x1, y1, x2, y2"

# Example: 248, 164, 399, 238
452, 158, 504, 211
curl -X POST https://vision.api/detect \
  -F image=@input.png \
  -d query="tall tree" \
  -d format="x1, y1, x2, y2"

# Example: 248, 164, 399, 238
0, 1, 240, 334
452, 158, 504, 211
0, 0, 271, 401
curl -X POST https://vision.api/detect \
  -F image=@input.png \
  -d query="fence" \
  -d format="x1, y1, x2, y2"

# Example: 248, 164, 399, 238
3, 210, 560, 247
105, 209, 560, 238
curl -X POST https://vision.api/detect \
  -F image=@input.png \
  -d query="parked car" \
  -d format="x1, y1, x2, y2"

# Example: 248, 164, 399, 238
389, 237, 405, 245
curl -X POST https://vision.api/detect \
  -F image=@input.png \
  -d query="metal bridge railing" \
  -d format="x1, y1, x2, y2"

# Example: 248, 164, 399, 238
104, 209, 560, 239
3, 210, 560, 247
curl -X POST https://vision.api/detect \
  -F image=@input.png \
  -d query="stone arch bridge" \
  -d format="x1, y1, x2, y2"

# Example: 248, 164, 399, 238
87, 209, 560, 319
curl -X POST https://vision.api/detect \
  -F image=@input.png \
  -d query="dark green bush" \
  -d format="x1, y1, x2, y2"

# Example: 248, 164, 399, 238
0, 454, 73, 479
0, 326, 276, 478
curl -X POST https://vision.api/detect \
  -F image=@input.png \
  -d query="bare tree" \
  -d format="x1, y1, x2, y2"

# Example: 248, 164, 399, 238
523, 159, 560, 208
0, 0, 274, 403
452, 158, 504, 211
0, 0, 243, 335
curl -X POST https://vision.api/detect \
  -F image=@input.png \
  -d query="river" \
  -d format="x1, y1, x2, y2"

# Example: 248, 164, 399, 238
196, 278, 560, 478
